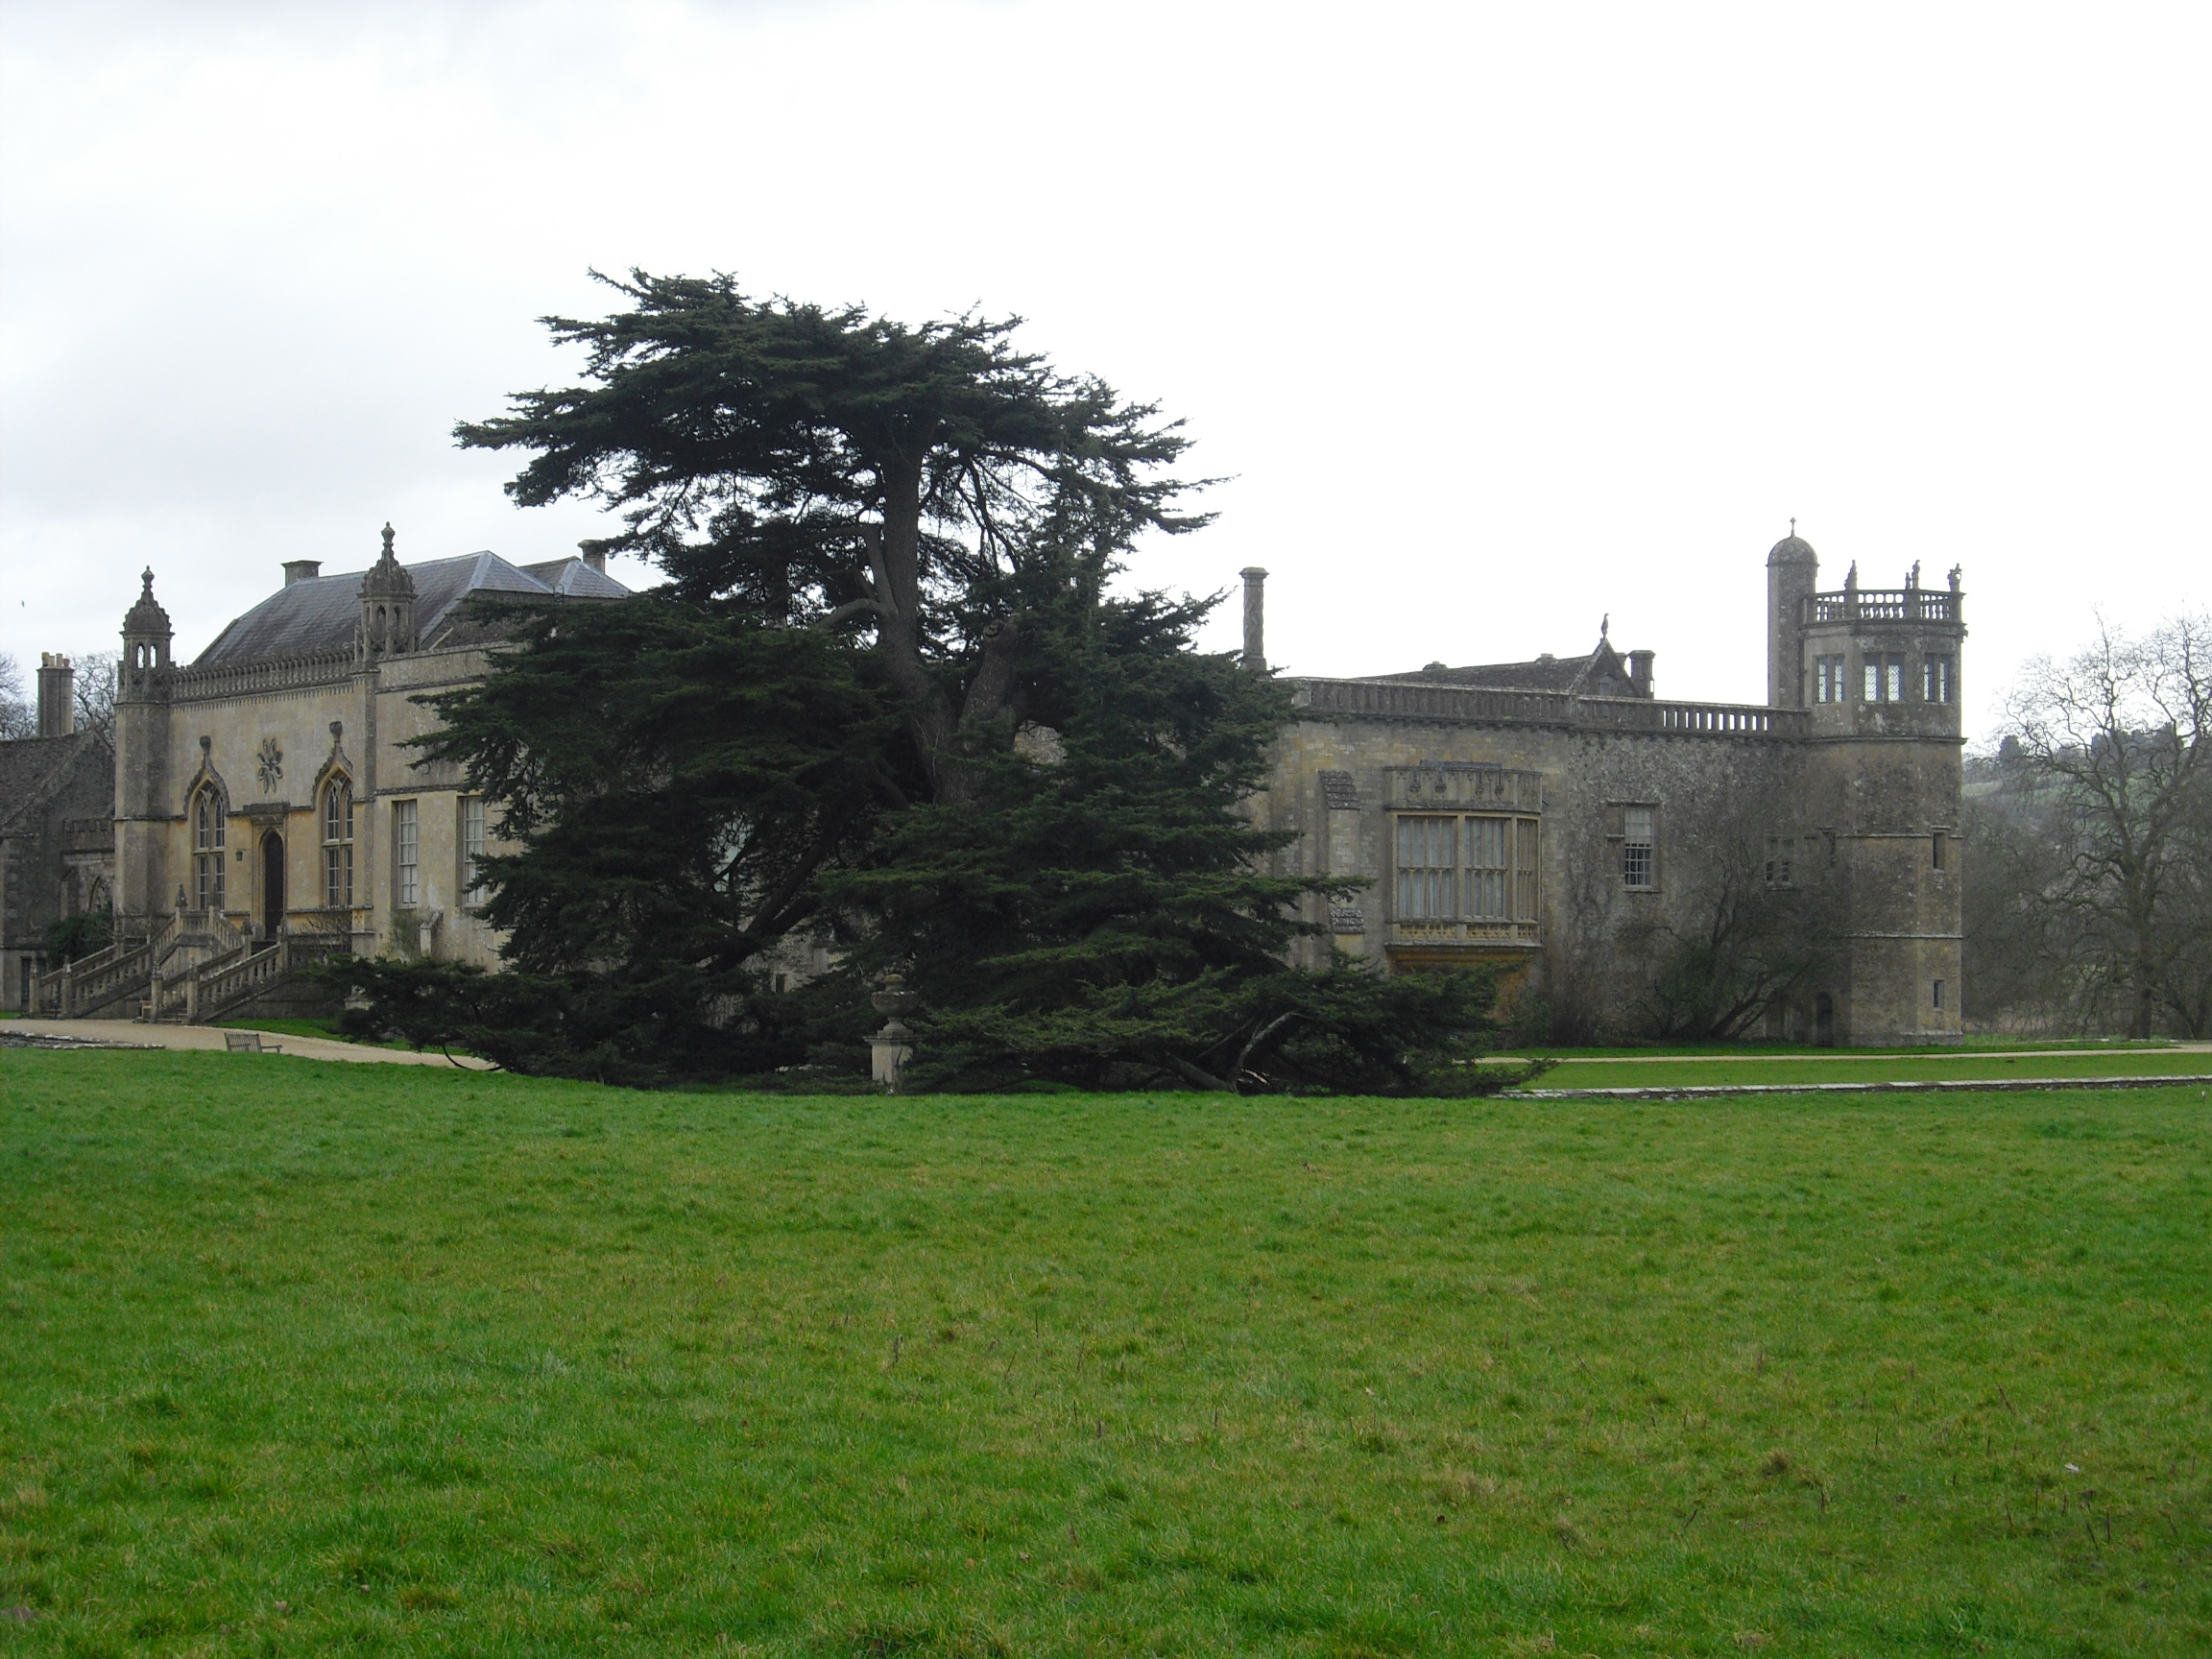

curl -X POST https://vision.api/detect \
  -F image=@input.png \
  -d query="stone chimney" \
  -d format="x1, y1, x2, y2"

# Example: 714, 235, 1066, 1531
282, 560, 322, 586
579, 542, 609, 576
1239, 566, 1268, 672
1627, 649, 1654, 698
36, 653, 74, 737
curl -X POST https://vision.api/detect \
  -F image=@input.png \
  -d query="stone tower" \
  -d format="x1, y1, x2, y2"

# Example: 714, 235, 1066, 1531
1766, 525, 1819, 707
358, 524, 417, 659
114, 568, 175, 929
1793, 550, 1968, 1043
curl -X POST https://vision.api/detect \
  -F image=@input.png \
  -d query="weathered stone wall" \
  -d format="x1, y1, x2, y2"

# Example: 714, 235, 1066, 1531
0, 732, 116, 1008
131, 645, 513, 969
1263, 692, 1960, 1045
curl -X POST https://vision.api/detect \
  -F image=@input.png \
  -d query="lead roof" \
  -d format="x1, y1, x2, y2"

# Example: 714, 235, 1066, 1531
193, 552, 630, 666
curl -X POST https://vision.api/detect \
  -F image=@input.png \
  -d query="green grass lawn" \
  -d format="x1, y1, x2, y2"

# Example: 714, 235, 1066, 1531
1511, 1051, 2212, 1091
1, 1055, 2207, 1657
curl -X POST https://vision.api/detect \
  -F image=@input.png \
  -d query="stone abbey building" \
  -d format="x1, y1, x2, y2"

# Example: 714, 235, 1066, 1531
17, 527, 1961, 1045
1252, 531, 1965, 1046
23, 530, 626, 1022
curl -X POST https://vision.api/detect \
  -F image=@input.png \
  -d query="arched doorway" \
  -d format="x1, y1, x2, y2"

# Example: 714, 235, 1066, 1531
261, 831, 286, 940
1814, 992, 1836, 1047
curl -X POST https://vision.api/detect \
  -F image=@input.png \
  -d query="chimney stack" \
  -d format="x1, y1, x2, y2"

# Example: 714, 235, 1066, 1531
282, 560, 322, 586
36, 653, 74, 737
1239, 566, 1268, 672
579, 542, 609, 576
1627, 649, 1654, 698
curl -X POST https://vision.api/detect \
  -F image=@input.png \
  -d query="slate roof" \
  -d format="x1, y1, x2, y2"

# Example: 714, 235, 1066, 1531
0, 732, 105, 835
1371, 637, 1649, 698
193, 553, 630, 666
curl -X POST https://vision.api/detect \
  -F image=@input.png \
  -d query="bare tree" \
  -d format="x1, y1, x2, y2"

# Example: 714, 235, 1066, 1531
70, 651, 118, 750
1998, 613, 2212, 1037
1534, 774, 1844, 1045
0, 654, 33, 740
1960, 760, 2081, 1032
1618, 817, 1843, 1042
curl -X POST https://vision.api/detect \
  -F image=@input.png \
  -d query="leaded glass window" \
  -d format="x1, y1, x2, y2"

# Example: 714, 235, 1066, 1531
322, 778, 353, 908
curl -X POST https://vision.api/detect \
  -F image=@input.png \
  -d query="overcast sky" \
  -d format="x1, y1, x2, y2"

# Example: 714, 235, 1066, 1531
3, 0, 2206, 737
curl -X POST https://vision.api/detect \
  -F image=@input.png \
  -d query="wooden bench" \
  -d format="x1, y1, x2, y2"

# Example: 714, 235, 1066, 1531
222, 1031, 282, 1054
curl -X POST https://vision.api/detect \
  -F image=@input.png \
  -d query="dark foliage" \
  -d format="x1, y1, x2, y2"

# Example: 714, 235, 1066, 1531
454, 272, 1209, 808
43, 905, 112, 966
340, 277, 1544, 1092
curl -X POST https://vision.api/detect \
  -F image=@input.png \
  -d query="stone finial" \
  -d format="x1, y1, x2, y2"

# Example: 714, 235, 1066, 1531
1947, 564, 1962, 591
359, 521, 418, 657
124, 567, 172, 637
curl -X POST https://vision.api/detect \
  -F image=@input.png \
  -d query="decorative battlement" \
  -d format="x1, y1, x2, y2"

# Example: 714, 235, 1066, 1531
1292, 679, 1811, 737
172, 647, 358, 704
1803, 589, 1963, 626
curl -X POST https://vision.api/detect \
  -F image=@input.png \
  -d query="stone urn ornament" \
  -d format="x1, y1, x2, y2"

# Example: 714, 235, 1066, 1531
868, 973, 920, 1090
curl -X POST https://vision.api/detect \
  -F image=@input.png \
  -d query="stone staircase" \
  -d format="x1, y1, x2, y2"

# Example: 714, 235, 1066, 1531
36, 912, 350, 1025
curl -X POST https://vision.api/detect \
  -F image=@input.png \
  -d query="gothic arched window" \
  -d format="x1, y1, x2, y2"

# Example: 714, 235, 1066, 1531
192, 785, 227, 912
322, 777, 354, 908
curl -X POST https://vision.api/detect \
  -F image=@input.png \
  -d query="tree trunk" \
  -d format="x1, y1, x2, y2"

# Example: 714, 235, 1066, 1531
867, 459, 1028, 808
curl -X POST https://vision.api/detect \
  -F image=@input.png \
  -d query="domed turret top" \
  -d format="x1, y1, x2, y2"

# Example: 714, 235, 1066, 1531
1767, 517, 1816, 565
361, 522, 417, 598
124, 567, 172, 636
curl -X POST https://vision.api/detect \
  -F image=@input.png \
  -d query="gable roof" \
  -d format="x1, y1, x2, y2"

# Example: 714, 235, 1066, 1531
1371, 637, 1648, 698
193, 553, 630, 666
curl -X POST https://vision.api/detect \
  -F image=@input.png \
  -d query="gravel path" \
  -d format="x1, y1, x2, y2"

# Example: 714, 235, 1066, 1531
2, 1019, 493, 1069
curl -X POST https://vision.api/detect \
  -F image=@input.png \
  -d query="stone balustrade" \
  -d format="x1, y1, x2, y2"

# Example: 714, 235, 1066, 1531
1803, 589, 1963, 625
1292, 679, 1811, 737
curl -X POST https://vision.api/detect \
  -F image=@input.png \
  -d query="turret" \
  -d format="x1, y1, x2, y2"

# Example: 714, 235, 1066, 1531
121, 567, 173, 696
358, 523, 417, 659
1792, 549, 1968, 1046
114, 569, 176, 928
1766, 524, 1818, 707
